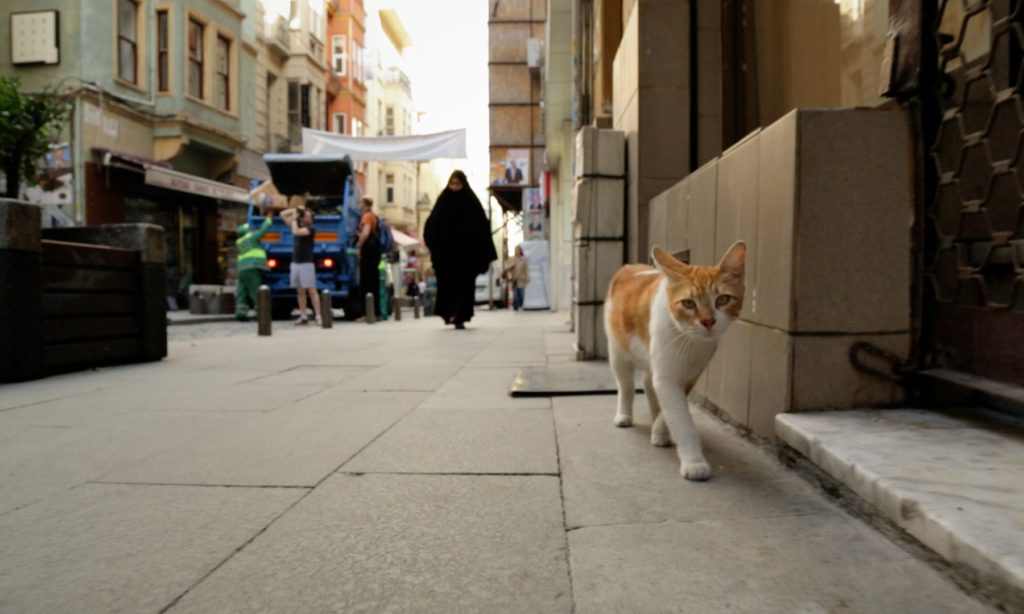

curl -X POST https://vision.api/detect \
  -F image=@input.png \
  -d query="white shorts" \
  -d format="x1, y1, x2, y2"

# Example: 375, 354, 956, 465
290, 262, 316, 288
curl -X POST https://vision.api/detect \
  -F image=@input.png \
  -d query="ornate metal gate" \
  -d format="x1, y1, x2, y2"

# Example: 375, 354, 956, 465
921, 0, 1024, 387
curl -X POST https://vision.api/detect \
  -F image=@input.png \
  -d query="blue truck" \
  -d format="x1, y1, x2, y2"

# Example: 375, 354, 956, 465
245, 154, 364, 319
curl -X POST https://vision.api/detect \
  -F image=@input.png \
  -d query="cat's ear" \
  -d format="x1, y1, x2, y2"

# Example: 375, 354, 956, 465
717, 241, 746, 278
651, 246, 688, 278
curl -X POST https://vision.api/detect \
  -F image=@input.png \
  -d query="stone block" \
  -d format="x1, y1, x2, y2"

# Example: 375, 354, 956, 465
791, 333, 909, 411
648, 190, 669, 253
0, 199, 42, 252
0, 200, 43, 383
686, 159, 718, 267
638, 1, 690, 89
748, 324, 793, 437
705, 319, 754, 426
638, 86, 690, 179
574, 239, 624, 304
715, 129, 760, 321
753, 108, 912, 333
574, 127, 626, 178
573, 177, 625, 238
575, 303, 608, 360
663, 178, 689, 254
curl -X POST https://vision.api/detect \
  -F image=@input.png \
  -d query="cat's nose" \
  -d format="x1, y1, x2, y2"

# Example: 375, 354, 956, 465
700, 317, 716, 330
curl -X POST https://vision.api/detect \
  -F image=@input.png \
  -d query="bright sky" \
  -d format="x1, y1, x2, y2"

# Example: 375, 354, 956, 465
371, 1, 490, 201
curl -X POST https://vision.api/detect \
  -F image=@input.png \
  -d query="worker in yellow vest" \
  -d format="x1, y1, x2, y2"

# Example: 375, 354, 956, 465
235, 216, 273, 321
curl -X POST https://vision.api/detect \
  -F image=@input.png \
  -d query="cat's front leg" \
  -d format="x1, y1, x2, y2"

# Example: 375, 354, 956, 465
651, 375, 711, 481
609, 349, 635, 427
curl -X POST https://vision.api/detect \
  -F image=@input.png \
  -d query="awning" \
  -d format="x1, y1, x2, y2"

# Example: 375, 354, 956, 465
144, 166, 249, 203
392, 228, 421, 248
301, 127, 467, 160
101, 150, 249, 204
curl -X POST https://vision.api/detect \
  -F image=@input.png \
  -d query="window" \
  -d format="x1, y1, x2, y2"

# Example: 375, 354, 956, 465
332, 35, 347, 76
351, 117, 363, 137
386, 174, 395, 203
288, 81, 301, 143
333, 112, 346, 134
352, 43, 362, 83
216, 35, 230, 110
188, 19, 205, 98
117, 0, 139, 83
385, 106, 394, 136
156, 10, 169, 91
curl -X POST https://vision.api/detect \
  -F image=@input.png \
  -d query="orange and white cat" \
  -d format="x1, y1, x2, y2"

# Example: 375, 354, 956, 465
604, 242, 746, 481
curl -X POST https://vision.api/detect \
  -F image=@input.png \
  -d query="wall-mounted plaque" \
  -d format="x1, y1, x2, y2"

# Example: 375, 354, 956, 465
11, 11, 60, 65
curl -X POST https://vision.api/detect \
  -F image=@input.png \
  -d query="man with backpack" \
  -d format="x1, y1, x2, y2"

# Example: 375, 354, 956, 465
356, 196, 383, 319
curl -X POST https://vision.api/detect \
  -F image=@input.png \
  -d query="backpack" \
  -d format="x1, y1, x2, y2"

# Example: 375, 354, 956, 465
375, 214, 396, 253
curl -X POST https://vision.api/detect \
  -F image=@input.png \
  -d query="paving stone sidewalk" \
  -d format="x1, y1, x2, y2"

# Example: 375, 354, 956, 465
0, 311, 992, 613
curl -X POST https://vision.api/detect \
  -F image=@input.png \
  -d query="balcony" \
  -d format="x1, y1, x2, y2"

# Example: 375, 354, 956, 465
265, 16, 290, 56
380, 67, 412, 94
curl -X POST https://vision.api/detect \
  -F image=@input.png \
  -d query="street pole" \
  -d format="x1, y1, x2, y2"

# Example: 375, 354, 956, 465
320, 290, 333, 328
258, 286, 272, 336
364, 293, 376, 324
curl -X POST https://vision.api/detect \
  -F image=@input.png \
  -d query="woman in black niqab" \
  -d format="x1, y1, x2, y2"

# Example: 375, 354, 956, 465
424, 171, 498, 329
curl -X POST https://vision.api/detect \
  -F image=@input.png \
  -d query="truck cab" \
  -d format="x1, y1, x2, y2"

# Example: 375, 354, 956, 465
245, 154, 364, 319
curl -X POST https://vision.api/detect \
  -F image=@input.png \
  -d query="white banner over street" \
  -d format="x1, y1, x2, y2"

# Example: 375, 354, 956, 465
301, 127, 467, 161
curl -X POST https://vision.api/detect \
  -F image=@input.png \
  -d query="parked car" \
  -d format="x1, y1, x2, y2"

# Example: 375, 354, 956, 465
475, 261, 504, 305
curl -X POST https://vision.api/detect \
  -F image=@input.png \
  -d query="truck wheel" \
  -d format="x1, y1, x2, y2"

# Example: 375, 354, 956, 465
340, 293, 362, 321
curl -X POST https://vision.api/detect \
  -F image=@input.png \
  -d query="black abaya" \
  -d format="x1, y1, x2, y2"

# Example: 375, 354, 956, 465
424, 172, 497, 325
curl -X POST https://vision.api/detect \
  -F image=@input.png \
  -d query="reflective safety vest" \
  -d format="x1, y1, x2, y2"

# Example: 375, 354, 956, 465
237, 218, 273, 270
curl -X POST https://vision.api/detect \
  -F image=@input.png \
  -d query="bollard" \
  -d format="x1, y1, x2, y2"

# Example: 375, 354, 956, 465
320, 290, 333, 329
413, 296, 421, 319
393, 298, 402, 321
258, 286, 272, 336
364, 293, 376, 324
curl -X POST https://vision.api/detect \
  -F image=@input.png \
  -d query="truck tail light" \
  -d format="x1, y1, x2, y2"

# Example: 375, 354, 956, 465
321, 258, 335, 269
267, 258, 278, 269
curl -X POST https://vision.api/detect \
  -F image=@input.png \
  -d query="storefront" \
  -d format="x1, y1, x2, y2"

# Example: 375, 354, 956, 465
91, 150, 250, 307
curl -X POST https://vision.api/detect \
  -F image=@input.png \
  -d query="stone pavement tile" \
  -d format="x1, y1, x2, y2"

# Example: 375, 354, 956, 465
554, 395, 829, 528
470, 332, 548, 366
0, 375, 104, 411
168, 474, 571, 613
98, 394, 421, 486
242, 364, 373, 386
0, 483, 303, 614
419, 366, 552, 410
0, 391, 138, 428
0, 410, 249, 516
342, 408, 558, 474
545, 330, 576, 358
286, 388, 429, 413
568, 513, 992, 614
333, 358, 464, 391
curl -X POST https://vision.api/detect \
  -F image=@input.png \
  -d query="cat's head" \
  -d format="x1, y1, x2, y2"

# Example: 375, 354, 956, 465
651, 242, 746, 340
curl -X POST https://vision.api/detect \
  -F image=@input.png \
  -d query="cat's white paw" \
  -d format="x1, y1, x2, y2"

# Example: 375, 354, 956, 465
681, 461, 712, 481
613, 414, 633, 428
650, 425, 673, 447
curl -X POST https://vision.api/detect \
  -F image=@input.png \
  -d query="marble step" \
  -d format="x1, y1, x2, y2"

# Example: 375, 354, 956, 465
775, 408, 1024, 612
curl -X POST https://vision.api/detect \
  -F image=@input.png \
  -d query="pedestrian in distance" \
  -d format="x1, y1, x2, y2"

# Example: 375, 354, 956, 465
233, 213, 273, 321
423, 170, 497, 330
504, 244, 530, 311
281, 202, 322, 325
355, 196, 382, 320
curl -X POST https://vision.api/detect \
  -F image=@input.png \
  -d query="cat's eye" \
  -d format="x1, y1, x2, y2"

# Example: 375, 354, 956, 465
715, 295, 733, 308
680, 299, 697, 310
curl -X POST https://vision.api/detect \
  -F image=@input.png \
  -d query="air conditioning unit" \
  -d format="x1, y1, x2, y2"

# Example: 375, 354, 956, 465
527, 38, 543, 72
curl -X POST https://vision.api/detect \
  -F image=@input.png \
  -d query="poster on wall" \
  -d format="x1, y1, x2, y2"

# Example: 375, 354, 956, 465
490, 148, 530, 186
523, 187, 545, 240
22, 143, 74, 226
521, 239, 549, 310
